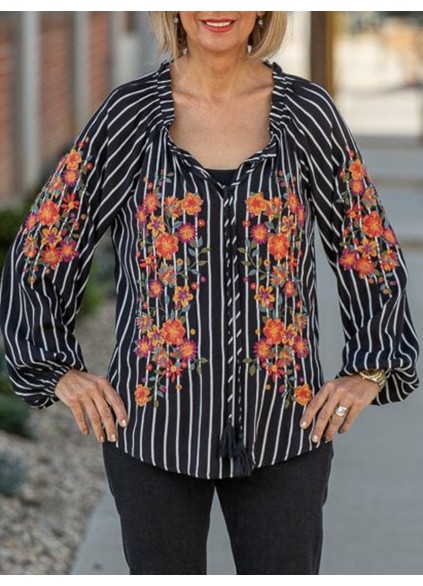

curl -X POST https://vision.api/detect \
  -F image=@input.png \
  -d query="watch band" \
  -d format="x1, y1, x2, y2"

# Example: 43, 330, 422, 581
358, 368, 387, 391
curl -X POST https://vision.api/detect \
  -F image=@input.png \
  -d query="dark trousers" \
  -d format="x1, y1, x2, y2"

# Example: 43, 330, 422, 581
102, 441, 334, 575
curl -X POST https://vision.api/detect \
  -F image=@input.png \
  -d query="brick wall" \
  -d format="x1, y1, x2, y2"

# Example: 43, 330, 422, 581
0, 12, 114, 207
0, 15, 17, 204
89, 12, 111, 112
39, 13, 74, 165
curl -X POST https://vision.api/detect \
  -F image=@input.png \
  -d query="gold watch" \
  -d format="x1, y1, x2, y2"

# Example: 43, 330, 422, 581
358, 368, 386, 391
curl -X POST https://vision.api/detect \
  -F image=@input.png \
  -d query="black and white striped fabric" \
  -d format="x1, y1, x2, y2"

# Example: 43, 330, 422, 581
0, 58, 419, 478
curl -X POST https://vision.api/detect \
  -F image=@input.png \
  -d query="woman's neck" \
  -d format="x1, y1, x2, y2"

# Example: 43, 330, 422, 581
172, 49, 263, 104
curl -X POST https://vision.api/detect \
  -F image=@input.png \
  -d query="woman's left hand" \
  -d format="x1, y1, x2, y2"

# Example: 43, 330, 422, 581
299, 374, 380, 443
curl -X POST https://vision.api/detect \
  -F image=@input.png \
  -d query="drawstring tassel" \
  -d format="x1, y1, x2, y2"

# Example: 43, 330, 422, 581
218, 418, 237, 459
218, 419, 252, 476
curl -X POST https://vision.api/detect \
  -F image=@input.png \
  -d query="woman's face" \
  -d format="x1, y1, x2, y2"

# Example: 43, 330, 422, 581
178, 12, 265, 57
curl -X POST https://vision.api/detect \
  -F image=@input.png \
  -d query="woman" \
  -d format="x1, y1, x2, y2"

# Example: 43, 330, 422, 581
0, 11, 420, 575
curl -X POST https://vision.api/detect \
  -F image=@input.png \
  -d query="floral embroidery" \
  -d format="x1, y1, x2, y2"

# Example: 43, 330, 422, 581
133, 172, 209, 408
240, 171, 312, 408
20, 138, 93, 284
338, 149, 399, 295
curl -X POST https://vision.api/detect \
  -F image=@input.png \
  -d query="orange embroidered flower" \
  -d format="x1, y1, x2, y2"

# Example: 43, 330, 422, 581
297, 204, 306, 229
267, 359, 285, 382
164, 361, 184, 382
136, 314, 153, 333
181, 192, 203, 215
38, 200, 60, 226
161, 319, 186, 346
144, 192, 160, 214
61, 193, 80, 213
60, 240, 79, 262
339, 249, 358, 270
380, 249, 399, 271
283, 279, 297, 297
357, 237, 378, 258
287, 192, 300, 213
135, 205, 148, 226
146, 213, 166, 237
246, 192, 268, 217
293, 336, 309, 358
65, 149, 82, 170
268, 233, 290, 260
62, 168, 80, 187
164, 195, 184, 218
40, 245, 63, 270
178, 339, 197, 361
149, 279, 164, 298
350, 179, 365, 196
40, 227, 62, 248
254, 338, 272, 360
173, 284, 194, 308
270, 264, 288, 287
250, 223, 269, 244
362, 211, 383, 238
355, 255, 375, 278
254, 285, 275, 308
147, 324, 165, 347
266, 196, 283, 220
134, 384, 151, 407
362, 187, 377, 207
23, 235, 38, 259
349, 159, 364, 180
263, 318, 285, 345
294, 383, 312, 406
24, 212, 38, 232
278, 346, 295, 366
346, 202, 362, 220
134, 336, 152, 357
383, 227, 397, 246
155, 232, 179, 259
177, 222, 196, 243
281, 323, 297, 346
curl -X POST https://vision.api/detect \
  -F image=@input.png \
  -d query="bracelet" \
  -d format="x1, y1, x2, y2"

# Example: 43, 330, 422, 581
358, 368, 387, 391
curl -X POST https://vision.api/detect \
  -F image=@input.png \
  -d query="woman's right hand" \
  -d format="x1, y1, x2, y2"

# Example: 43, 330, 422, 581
54, 368, 128, 443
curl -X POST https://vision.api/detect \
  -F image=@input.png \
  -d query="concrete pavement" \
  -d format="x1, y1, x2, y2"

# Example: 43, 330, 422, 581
71, 139, 423, 575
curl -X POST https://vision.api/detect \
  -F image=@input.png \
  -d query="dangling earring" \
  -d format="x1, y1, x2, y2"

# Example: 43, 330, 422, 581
257, 16, 264, 27
173, 13, 179, 25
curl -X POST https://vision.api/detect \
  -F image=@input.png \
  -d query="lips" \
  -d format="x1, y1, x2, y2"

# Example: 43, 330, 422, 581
201, 19, 235, 33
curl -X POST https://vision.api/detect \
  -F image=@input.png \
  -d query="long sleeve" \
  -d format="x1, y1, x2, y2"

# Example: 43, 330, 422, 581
305, 84, 420, 405
0, 87, 140, 409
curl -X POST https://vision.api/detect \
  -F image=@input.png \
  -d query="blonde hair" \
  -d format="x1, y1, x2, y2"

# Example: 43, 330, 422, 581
149, 12, 288, 62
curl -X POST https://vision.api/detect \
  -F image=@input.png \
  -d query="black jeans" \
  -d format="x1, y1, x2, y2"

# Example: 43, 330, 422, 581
102, 441, 334, 575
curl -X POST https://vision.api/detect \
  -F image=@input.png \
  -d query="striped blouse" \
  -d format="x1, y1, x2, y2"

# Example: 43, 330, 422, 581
0, 58, 420, 479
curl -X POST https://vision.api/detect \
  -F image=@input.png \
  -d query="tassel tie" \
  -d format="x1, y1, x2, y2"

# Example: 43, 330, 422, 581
218, 418, 252, 477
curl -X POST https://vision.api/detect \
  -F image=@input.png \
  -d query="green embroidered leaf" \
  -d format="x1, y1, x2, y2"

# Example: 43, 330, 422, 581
249, 364, 256, 376
153, 399, 160, 408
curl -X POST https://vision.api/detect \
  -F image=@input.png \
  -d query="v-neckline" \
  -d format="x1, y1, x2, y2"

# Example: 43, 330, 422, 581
156, 57, 284, 187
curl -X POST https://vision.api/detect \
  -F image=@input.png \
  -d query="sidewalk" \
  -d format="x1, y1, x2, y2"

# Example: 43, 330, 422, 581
71, 140, 423, 575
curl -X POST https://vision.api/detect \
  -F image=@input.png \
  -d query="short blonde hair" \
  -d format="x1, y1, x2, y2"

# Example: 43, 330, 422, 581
149, 12, 288, 62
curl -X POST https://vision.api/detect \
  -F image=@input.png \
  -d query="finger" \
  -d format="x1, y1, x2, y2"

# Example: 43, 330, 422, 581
300, 384, 331, 428
81, 396, 106, 443
100, 379, 128, 427
310, 389, 344, 443
338, 405, 361, 435
90, 389, 118, 442
323, 403, 353, 442
69, 400, 90, 436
